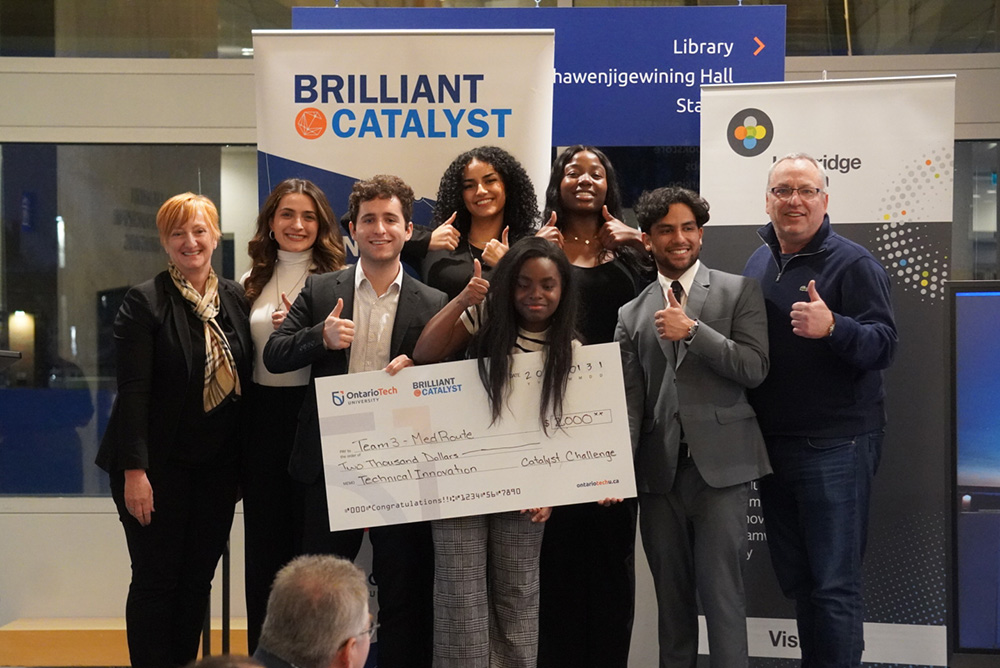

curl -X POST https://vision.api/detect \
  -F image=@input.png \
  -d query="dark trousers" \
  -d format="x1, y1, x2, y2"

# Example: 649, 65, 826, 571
537, 499, 637, 668
111, 462, 238, 668
760, 430, 883, 668
241, 383, 306, 654
301, 477, 434, 668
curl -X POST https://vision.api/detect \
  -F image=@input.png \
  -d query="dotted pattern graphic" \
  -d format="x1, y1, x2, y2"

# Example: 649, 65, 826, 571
877, 152, 953, 223
870, 223, 949, 302
748, 511, 947, 667
864, 511, 947, 627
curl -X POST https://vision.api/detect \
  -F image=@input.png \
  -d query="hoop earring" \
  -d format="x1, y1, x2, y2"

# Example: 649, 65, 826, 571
269, 230, 275, 241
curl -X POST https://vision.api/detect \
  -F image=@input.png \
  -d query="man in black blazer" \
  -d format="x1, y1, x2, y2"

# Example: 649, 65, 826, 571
264, 175, 447, 668
615, 187, 771, 667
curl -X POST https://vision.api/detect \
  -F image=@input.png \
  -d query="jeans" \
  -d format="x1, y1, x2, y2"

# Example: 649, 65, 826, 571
759, 430, 884, 668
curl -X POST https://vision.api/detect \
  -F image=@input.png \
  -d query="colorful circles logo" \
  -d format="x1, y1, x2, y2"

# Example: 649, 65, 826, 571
727, 108, 773, 157
295, 107, 327, 140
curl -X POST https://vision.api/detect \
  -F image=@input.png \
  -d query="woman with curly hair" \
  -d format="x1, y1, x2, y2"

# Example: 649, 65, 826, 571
240, 178, 346, 654
408, 145, 540, 301
535, 146, 652, 668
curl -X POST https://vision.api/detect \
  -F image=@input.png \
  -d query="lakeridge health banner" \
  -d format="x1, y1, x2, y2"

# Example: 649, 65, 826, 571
700, 77, 955, 666
700, 76, 955, 226
252, 29, 554, 233
292, 6, 786, 147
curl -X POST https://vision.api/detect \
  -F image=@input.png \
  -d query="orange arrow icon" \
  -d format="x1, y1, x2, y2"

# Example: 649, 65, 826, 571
753, 37, 766, 56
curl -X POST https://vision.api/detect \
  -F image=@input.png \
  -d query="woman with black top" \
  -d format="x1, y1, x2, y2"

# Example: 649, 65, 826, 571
413, 145, 540, 300
535, 146, 653, 668
97, 193, 252, 668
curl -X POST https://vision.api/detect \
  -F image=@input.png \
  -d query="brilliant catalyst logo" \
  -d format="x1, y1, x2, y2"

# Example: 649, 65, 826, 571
295, 108, 327, 140
291, 73, 511, 140
727, 108, 773, 157
412, 376, 463, 397
331, 386, 398, 407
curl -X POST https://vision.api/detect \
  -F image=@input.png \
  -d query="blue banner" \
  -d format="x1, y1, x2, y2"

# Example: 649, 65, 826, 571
293, 6, 785, 146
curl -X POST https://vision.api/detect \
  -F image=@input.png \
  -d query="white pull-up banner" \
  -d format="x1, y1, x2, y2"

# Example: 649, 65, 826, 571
252, 29, 554, 222
700, 76, 956, 225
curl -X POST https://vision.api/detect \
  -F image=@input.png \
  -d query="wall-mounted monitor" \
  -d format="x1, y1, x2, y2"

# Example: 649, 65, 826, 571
950, 280, 1000, 659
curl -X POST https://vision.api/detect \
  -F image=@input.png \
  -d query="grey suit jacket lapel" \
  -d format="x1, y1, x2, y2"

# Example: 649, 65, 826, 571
677, 263, 711, 367
639, 282, 676, 369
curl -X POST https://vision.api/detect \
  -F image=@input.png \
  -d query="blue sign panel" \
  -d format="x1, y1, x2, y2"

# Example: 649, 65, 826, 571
293, 7, 785, 146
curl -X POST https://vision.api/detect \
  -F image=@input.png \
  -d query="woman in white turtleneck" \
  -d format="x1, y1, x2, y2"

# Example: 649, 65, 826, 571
240, 178, 346, 654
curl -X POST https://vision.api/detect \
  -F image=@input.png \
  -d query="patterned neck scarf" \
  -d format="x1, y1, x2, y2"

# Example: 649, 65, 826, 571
168, 263, 241, 412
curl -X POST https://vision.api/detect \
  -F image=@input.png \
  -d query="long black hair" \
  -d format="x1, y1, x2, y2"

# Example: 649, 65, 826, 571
431, 146, 539, 244
543, 145, 623, 223
468, 237, 578, 429
543, 145, 650, 277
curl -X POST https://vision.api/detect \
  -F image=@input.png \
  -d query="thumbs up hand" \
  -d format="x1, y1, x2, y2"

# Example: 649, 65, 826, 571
790, 279, 835, 338
597, 205, 643, 250
323, 297, 356, 350
654, 286, 694, 341
482, 226, 509, 267
429, 212, 460, 251
458, 259, 490, 309
535, 212, 564, 249
271, 292, 294, 330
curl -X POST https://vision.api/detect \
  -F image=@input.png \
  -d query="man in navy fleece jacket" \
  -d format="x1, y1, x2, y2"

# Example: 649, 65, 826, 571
743, 153, 897, 668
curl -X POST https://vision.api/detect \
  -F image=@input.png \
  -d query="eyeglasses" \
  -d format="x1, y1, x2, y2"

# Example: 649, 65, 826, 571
769, 186, 823, 201
339, 614, 379, 650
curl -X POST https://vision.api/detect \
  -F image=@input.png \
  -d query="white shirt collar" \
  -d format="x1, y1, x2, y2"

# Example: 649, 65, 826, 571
354, 261, 403, 296
657, 259, 701, 302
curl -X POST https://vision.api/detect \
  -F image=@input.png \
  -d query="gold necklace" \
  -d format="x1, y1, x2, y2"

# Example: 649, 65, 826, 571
275, 262, 310, 308
569, 234, 600, 246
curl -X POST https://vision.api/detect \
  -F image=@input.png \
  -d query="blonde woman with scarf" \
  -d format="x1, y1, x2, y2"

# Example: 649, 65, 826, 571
97, 192, 252, 668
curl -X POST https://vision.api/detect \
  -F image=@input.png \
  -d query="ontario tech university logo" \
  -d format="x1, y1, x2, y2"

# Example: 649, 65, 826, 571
727, 108, 774, 157
331, 386, 398, 408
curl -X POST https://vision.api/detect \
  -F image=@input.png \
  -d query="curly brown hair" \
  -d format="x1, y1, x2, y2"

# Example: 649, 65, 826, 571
244, 179, 345, 303
348, 174, 415, 224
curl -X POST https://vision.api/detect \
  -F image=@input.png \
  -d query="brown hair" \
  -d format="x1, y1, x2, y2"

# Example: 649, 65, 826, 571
347, 174, 414, 224
244, 179, 346, 303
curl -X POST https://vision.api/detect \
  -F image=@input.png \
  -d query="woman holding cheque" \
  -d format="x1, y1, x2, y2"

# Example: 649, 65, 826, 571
413, 237, 579, 668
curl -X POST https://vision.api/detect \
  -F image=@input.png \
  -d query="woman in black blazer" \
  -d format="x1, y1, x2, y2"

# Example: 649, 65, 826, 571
96, 192, 252, 668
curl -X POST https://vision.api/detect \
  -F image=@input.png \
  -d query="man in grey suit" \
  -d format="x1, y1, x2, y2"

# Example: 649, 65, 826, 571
614, 187, 771, 667
264, 175, 448, 668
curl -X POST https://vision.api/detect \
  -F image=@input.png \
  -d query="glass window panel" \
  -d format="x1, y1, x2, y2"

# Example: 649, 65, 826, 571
952, 140, 1000, 280
3, 1, 996, 59
0, 143, 253, 496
